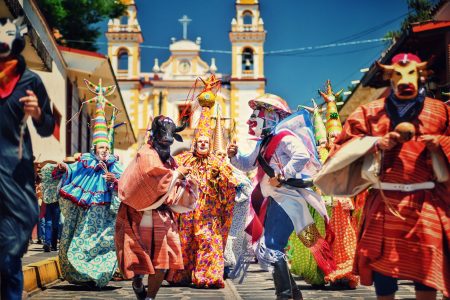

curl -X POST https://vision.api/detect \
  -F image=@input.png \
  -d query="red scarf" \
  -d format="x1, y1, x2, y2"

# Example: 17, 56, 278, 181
0, 59, 21, 99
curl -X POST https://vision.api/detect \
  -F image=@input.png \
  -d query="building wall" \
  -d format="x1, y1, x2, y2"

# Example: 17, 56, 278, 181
29, 61, 68, 161
231, 81, 264, 153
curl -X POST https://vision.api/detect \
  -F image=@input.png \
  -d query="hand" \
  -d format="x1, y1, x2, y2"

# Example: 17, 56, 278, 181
19, 90, 42, 121
377, 132, 400, 150
105, 172, 116, 182
268, 174, 282, 187
227, 141, 238, 158
176, 166, 190, 179
57, 163, 66, 172
418, 135, 440, 152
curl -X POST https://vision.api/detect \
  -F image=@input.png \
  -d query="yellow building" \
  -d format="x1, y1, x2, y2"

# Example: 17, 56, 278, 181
106, 0, 266, 159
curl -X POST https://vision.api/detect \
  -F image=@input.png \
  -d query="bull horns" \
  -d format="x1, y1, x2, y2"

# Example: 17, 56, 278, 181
174, 115, 189, 132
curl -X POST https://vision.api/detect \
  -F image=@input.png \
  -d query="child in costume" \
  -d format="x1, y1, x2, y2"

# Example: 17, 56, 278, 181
227, 94, 336, 300
315, 53, 450, 299
0, 16, 55, 300
54, 79, 123, 287
171, 75, 237, 288
115, 115, 197, 300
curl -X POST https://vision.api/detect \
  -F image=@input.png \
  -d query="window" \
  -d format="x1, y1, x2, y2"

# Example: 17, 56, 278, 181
117, 49, 129, 71
178, 104, 191, 128
52, 104, 61, 141
242, 47, 254, 71
243, 11, 253, 25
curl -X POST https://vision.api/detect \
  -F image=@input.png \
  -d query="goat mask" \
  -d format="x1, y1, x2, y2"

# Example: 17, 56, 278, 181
0, 16, 27, 58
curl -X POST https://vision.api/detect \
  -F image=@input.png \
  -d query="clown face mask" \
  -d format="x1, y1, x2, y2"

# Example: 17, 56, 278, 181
195, 135, 210, 157
247, 108, 265, 137
0, 17, 27, 58
247, 107, 280, 138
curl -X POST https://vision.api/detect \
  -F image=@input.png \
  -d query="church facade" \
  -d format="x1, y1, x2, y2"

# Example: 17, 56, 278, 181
106, 0, 266, 160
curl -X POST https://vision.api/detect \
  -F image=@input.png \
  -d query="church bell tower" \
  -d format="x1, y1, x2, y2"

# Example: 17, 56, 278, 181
229, 0, 266, 151
106, 0, 143, 137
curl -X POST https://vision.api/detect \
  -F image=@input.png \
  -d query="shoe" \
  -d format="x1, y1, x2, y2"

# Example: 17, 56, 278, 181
132, 283, 147, 300
43, 244, 51, 252
37, 239, 42, 245
289, 273, 303, 300
51, 246, 58, 251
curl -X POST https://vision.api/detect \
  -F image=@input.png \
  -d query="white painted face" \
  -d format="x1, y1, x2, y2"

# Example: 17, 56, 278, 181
95, 142, 111, 161
215, 150, 227, 161
0, 19, 17, 58
247, 108, 265, 137
195, 135, 210, 156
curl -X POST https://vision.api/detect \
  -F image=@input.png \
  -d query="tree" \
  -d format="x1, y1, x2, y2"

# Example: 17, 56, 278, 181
384, 0, 436, 43
36, 0, 125, 52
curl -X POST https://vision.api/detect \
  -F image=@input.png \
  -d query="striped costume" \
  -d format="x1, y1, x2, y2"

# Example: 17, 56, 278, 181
328, 97, 450, 296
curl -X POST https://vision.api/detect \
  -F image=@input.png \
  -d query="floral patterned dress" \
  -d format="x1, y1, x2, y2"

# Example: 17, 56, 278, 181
171, 152, 236, 288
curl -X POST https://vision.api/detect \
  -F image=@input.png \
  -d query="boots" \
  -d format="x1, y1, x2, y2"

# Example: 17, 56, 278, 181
290, 273, 303, 300
272, 259, 301, 300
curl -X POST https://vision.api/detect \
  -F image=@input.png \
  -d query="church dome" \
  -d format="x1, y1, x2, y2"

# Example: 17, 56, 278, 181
170, 39, 200, 52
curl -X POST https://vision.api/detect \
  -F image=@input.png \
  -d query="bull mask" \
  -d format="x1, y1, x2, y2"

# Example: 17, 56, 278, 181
377, 53, 427, 100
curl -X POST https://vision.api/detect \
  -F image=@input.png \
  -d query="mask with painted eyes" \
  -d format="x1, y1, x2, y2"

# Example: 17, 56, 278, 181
246, 108, 280, 138
0, 17, 27, 58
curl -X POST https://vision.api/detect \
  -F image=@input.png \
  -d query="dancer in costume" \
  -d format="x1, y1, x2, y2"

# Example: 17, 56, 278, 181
227, 94, 336, 300
115, 115, 197, 300
171, 75, 237, 288
53, 79, 123, 287
39, 160, 60, 252
315, 53, 450, 299
212, 110, 253, 276
319, 81, 359, 288
0, 16, 55, 300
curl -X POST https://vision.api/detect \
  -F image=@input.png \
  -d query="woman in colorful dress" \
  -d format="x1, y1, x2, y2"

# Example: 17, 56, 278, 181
53, 79, 123, 287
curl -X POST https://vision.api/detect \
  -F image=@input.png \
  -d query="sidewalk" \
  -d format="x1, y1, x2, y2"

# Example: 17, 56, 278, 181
22, 243, 61, 296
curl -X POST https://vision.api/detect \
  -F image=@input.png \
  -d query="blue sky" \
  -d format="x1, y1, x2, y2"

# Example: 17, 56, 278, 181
98, 0, 426, 108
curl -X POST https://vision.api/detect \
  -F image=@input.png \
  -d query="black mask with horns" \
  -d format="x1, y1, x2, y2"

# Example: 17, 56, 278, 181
149, 115, 188, 162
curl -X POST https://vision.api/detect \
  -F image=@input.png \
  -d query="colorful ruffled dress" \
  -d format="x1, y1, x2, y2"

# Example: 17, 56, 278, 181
171, 152, 237, 288
55, 153, 122, 287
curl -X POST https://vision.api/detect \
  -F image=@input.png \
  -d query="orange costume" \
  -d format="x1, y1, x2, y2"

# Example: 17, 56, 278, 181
315, 53, 450, 297
316, 97, 450, 296
115, 144, 197, 278
171, 75, 237, 288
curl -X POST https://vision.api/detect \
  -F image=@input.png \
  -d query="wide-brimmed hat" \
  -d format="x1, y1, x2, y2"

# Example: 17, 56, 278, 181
248, 93, 292, 118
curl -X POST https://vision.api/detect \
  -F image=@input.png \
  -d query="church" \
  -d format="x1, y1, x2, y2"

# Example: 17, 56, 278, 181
106, 0, 266, 160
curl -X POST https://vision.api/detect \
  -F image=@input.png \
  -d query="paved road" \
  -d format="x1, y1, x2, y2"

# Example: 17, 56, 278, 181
29, 262, 438, 300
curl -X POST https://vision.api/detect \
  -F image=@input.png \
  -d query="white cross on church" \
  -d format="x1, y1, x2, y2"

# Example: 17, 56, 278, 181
178, 15, 192, 40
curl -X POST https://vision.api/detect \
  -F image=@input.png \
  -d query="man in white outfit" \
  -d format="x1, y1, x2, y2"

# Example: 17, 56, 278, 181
227, 94, 336, 300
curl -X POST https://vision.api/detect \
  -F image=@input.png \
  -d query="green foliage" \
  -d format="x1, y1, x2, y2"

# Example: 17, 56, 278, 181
384, 0, 435, 42
401, 0, 434, 31
36, 0, 126, 51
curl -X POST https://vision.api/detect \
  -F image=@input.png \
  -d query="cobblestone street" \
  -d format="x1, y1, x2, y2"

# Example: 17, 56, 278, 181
29, 262, 435, 300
